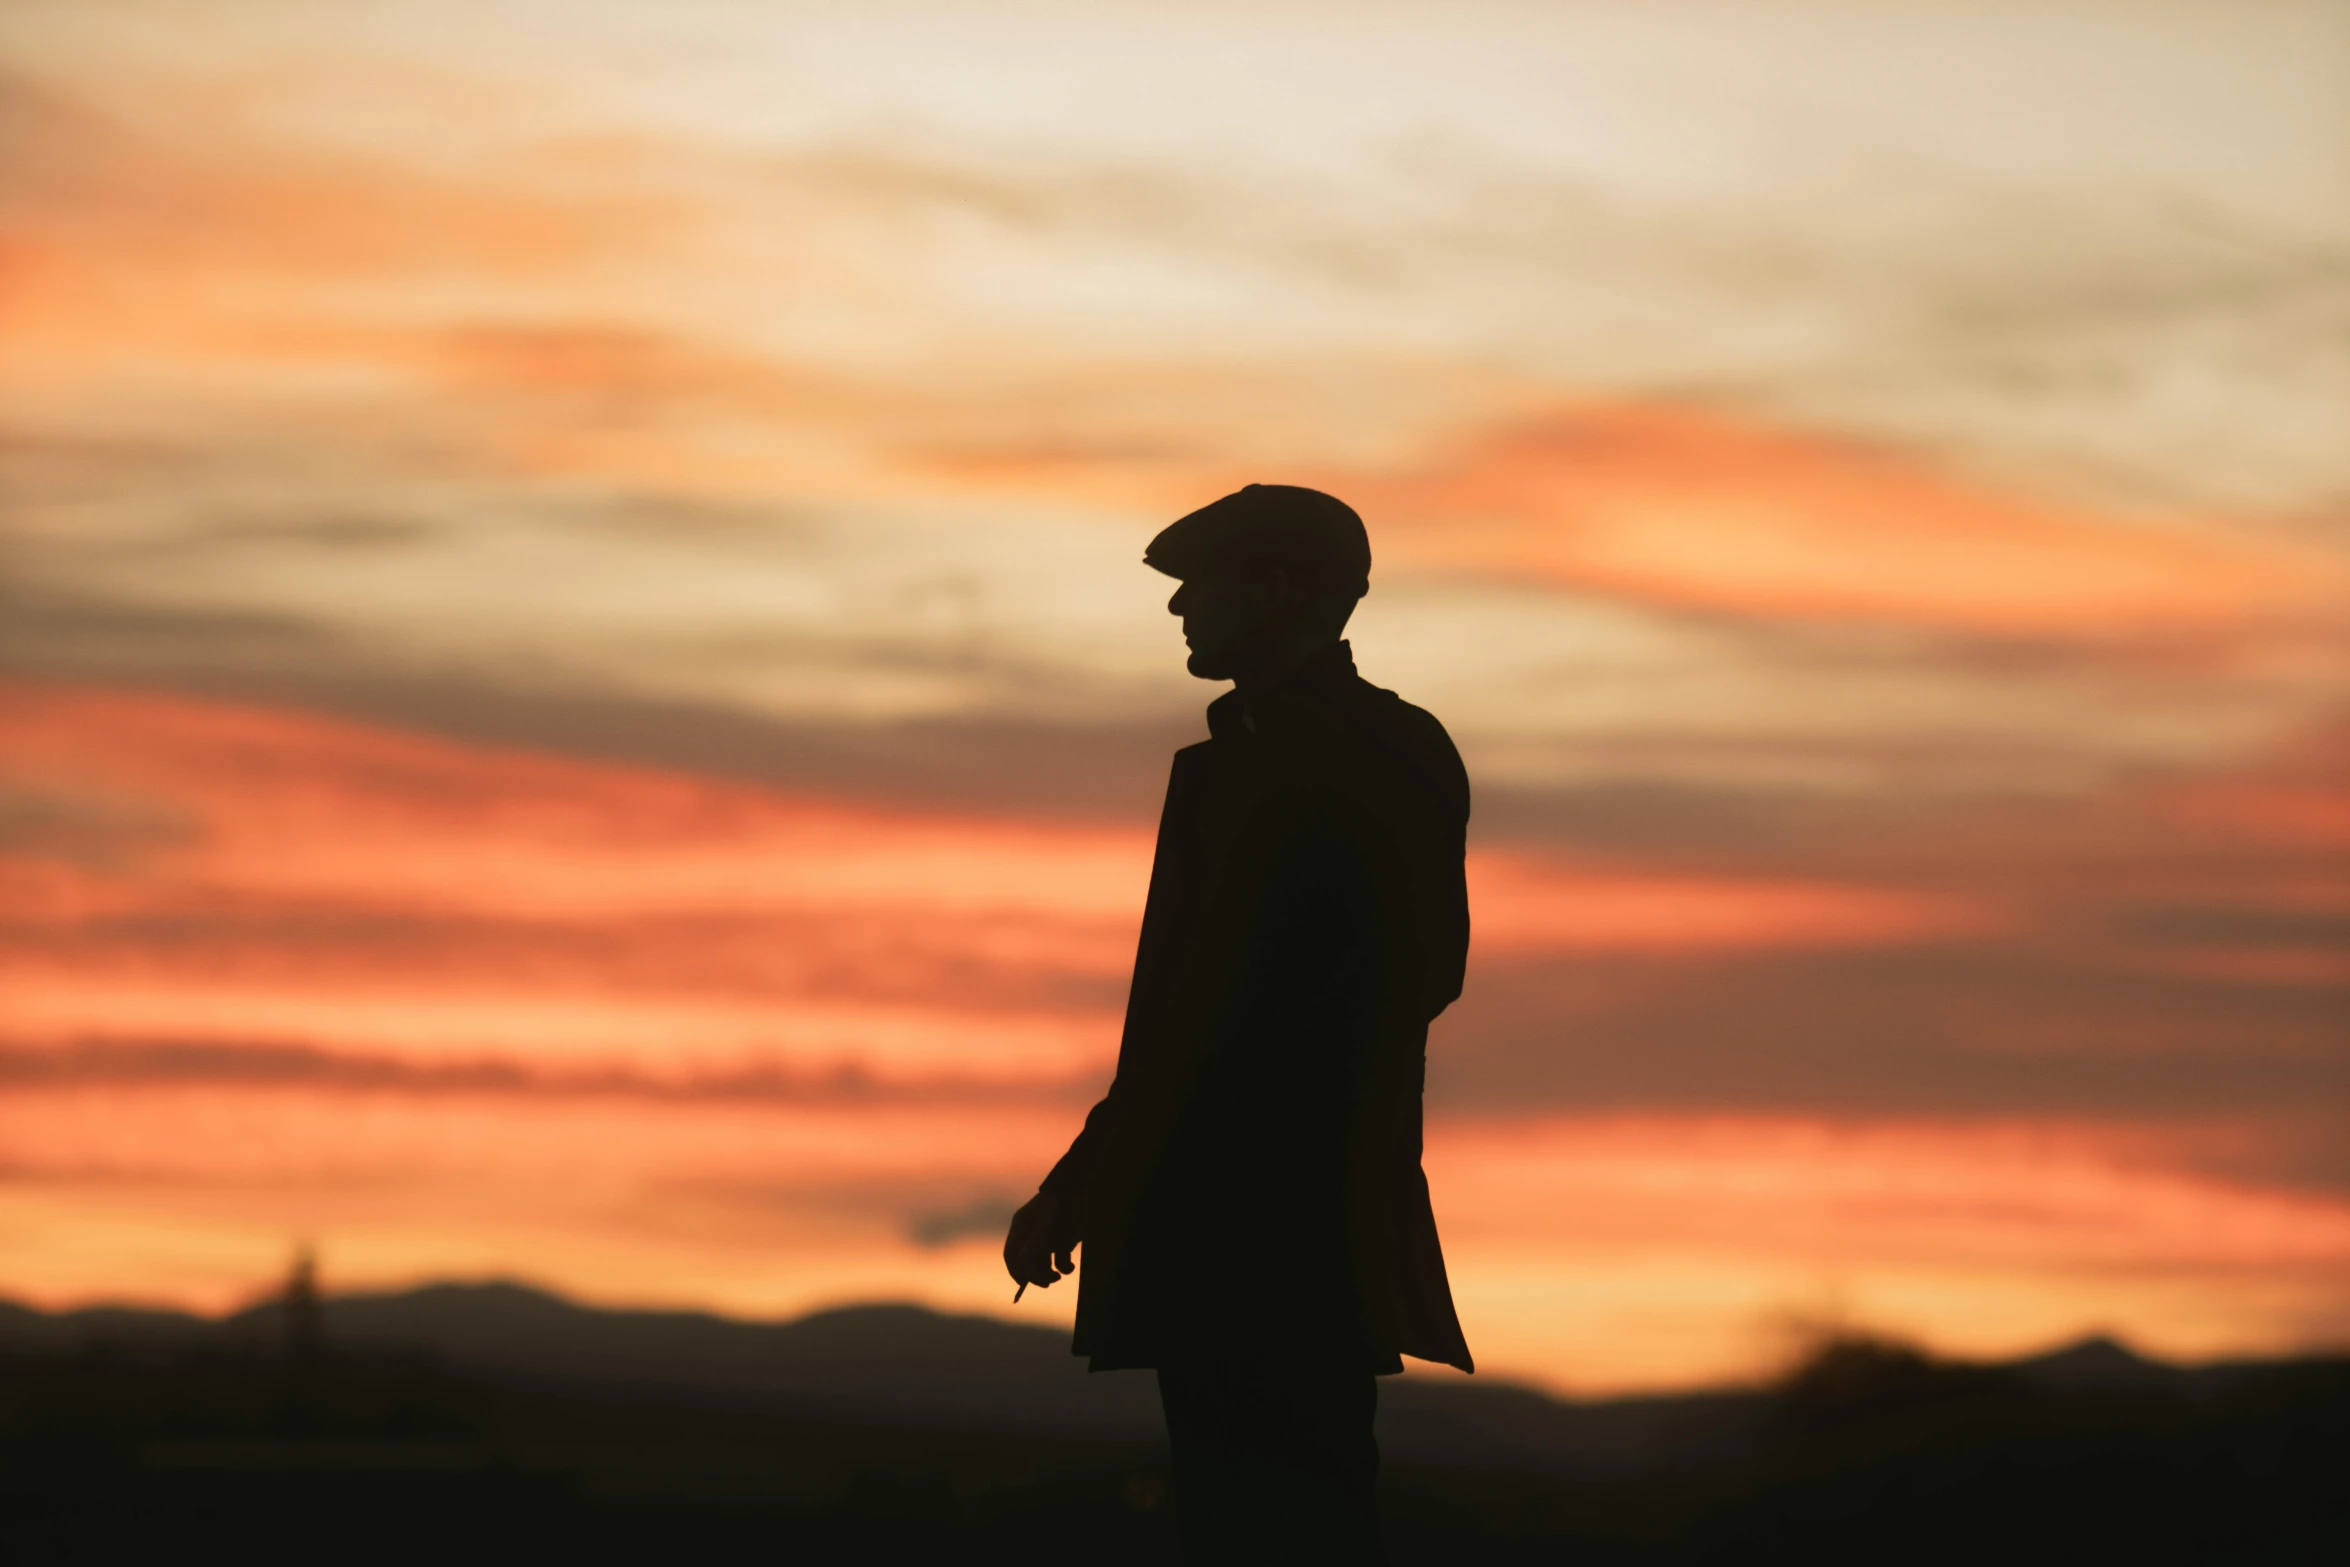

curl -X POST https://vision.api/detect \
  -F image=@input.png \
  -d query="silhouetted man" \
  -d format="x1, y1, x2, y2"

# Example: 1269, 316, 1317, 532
1004, 484, 1473, 1563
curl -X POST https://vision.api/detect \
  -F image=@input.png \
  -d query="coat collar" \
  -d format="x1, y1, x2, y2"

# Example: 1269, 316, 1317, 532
1205, 640, 1357, 741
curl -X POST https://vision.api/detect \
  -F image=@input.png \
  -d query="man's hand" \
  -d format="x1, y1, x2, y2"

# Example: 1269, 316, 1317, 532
1003, 1190, 1078, 1294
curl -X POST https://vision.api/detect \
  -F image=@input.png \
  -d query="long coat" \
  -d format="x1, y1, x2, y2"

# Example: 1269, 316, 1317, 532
1040, 642, 1474, 1374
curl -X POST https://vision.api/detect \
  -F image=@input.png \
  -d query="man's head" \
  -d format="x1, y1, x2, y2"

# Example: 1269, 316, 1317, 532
1147, 484, 1370, 684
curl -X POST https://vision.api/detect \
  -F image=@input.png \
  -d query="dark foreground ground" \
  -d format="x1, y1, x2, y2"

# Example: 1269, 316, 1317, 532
2, 1284, 2343, 1565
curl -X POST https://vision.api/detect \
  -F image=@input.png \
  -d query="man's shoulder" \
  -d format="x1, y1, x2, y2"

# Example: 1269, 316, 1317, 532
1344, 674, 1460, 753
1342, 677, 1469, 805
1167, 736, 1217, 787
1361, 682, 1458, 751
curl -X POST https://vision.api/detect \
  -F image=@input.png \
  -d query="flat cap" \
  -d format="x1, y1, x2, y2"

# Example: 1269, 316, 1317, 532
1144, 484, 1370, 592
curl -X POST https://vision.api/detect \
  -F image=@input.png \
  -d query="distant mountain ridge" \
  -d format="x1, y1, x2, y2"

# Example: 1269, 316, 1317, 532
0, 1280, 2293, 1471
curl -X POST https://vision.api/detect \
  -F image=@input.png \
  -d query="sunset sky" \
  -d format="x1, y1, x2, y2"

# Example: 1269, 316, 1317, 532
3, 0, 2347, 1394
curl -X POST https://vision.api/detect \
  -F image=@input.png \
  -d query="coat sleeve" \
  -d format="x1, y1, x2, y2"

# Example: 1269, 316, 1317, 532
1038, 1103, 1106, 1213
1379, 702, 1470, 1024
1029, 747, 1205, 1233
1417, 723, 1471, 1022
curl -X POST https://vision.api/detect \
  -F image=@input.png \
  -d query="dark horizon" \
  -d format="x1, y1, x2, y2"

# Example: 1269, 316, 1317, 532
8, 1270, 2346, 1564
11, 1272, 2331, 1396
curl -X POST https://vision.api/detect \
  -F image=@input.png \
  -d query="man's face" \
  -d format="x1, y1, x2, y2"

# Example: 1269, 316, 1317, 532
1167, 567, 1281, 681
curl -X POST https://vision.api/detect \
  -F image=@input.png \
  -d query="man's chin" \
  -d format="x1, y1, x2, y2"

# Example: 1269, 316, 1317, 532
1185, 648, 1236, 681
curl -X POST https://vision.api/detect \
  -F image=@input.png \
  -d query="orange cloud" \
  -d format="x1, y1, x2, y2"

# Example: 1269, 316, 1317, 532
2165, 729, 2350, 852
0, 681, 1153, 1087
1335, 407, 2333, 636
0, 73, 667, 377
1427, 1111, 2350, 1389
0, 682, 1155, 921
902, 393, 2340, 645
1467, 853, 1990, 955
0, 979, 1116, 1086
1428, 1113, 2350, 1271
0, 1084, 1065, 1187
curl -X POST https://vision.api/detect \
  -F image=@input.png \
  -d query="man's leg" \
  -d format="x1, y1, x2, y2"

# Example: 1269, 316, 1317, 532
1157, 1360, 1381, 1563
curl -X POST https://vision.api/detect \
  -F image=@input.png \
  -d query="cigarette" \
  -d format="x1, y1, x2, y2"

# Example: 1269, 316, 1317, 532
1013, 1281, 1028, 1303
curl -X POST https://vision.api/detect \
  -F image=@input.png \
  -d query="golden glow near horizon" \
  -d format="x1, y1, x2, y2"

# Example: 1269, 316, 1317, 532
2, 0, 2346, 1391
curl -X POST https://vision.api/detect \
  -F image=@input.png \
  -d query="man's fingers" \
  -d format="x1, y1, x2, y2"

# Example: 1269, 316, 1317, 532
1002, 1192, 1066, 1286
1000, 1195, 1073, 1288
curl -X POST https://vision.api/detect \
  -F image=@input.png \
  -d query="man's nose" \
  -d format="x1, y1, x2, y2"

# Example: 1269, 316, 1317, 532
1167, 583, 1188, 616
